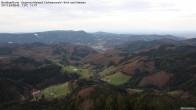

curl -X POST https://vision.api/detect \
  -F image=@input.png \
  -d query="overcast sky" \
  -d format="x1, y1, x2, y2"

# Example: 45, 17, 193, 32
0, 0, 196, 34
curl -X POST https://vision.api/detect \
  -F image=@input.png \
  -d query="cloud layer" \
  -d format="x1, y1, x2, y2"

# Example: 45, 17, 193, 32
0, 0, 196, 33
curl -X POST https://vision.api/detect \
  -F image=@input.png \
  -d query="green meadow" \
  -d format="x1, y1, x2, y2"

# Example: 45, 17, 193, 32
102, 72, 131, 85
62, 66, 90, 78
41, 83, 70, 99
99, 66, 116, 76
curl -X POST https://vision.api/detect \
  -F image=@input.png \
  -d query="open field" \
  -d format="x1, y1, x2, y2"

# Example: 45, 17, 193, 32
99, 66, 116, 76
41, 83, 70, 99
62, 66, 90, 78
102, 72, 131, 85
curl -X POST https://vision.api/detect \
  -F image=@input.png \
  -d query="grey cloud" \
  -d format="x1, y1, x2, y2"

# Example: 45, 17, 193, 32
156, 2, 179, 11
122, 0, 153, 11
158, 2, 175, 8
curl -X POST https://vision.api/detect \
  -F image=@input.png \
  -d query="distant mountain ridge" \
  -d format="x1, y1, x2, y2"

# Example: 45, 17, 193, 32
118, 38, 196, 53
0, 30, 183, 48
0, 30, 94, 44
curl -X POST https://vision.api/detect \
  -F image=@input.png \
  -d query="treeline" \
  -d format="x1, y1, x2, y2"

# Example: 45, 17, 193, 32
2, 79, 184, 110
155, 52, 196, 94
0, 61, 79, 105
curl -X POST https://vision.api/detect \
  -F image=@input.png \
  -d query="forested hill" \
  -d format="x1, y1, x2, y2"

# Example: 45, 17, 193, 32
1, 37, 196, 110
0, 31, 182, 48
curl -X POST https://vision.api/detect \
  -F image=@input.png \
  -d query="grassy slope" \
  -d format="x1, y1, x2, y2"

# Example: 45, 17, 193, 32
41, 83, 70, 99
62, 66, 90, 78
50, 58, 90, 78
62, 66, 78, 73
78, 69, 90, 78
102, 72, 131, 85
99, 66, 115, 76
